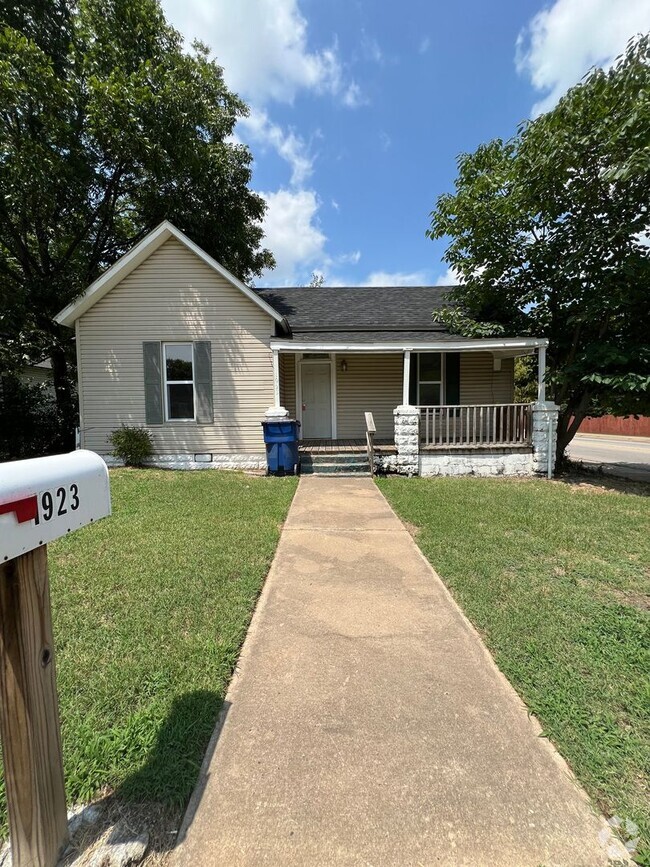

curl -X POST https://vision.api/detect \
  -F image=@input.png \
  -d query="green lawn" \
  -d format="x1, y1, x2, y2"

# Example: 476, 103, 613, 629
0, 469, 297, 837
377, 475, 650, 865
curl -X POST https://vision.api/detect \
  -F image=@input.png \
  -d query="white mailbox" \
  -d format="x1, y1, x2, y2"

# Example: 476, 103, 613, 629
0, 450, 111, 562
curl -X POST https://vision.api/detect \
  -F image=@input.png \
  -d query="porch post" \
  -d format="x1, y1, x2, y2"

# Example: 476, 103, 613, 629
272, 350, 280, 406
537, 345, 546, 403
402, 350, 411, 405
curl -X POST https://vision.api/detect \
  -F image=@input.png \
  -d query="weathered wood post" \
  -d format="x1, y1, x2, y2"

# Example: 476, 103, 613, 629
0, 451, 111, 867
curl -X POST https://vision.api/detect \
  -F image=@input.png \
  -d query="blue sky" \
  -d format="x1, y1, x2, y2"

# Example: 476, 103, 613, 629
160, 0, 650, 287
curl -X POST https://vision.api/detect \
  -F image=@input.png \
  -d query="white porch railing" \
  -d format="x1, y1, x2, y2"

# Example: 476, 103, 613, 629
419, 403, 532, 448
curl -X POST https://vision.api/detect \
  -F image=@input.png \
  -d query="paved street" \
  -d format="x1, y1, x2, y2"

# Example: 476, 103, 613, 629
568, 434, 650, 482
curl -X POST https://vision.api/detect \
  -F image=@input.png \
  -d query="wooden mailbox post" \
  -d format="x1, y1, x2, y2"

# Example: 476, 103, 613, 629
0, 451, 111, 867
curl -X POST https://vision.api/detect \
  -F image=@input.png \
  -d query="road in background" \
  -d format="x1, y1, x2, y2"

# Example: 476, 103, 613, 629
567, 434, 650, 483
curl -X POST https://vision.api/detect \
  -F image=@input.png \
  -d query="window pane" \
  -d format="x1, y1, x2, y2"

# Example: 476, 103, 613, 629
419, 383, 441, 405
419, 353, 441, 381
166, 344, 193, 381
167, 383, 194, 419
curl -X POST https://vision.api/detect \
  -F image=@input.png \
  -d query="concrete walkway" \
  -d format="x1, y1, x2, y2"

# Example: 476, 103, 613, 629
172, 477, 628, 867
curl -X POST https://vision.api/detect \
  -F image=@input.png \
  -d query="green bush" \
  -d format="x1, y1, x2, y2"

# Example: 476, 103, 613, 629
108, 425, 154, 467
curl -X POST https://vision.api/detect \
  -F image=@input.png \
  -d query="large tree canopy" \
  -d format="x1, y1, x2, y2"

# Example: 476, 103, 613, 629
428, 35, 650, 460
0, 0, 274, 443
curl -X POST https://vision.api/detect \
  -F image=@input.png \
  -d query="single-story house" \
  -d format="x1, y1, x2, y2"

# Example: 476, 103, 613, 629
55, 221, 558, 476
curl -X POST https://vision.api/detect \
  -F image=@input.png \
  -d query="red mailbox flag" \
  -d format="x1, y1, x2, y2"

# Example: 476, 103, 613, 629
0, 495, 38, 524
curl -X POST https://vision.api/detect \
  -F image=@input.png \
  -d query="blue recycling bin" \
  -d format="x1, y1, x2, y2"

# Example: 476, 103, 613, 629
261, 419, 301, 476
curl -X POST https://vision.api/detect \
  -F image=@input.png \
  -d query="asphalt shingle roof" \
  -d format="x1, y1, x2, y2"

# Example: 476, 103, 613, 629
272, 330, 465, 344
256, 286, 457, 338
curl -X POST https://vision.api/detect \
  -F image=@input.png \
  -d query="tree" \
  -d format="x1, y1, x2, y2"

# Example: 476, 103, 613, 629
0, 0, 274, 447
427, 35, 650, 462
304, 272, 325, 288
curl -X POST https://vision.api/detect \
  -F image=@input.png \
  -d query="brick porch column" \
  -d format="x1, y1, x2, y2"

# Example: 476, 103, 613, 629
393, 405, 420, 476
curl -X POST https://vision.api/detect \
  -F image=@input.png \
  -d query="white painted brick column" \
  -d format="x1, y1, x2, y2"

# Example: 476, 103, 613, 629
531, 401, 559, 476
393, 405, 420, 476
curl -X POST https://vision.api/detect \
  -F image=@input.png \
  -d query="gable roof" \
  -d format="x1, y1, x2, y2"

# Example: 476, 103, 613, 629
257, 285, 457, 342
55, 221, 285, 327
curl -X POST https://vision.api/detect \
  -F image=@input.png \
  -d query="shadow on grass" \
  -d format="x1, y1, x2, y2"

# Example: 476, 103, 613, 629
118, 690, 223, 807
61, 690, 229, 864
553, 462, 650, 497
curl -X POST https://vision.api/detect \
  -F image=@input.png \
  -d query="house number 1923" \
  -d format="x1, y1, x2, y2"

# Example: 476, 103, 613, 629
35, 484, 80, 524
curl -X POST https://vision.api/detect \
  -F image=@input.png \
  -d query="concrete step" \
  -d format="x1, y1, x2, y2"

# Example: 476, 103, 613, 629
300, 459, 370, 475
302, 452, 367, 465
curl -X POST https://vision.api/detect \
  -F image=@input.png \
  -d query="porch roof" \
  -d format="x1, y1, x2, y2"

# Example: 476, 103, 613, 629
270, 336, 547, 353
259, 286, 546, 355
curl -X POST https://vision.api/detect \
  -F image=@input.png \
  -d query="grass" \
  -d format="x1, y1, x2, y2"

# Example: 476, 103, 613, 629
0, 468, 297, 839
377, 474, 650, 864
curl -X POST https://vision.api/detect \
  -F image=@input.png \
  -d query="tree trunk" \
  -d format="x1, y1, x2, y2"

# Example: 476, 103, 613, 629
555, 395, 590, 467
49, 345, 76, 451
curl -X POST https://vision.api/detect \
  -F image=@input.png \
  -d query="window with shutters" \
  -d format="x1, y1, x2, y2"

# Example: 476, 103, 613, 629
164, 343, 195, 420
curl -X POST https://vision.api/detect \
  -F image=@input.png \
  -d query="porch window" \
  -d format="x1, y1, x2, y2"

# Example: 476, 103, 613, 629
417, 353, 443, 405
164, 343, 195, 420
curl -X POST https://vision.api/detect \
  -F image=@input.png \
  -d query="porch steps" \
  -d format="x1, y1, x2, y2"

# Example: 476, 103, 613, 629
300, 452, 371, 476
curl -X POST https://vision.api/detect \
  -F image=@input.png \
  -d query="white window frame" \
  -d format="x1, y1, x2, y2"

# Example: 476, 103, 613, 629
416, 352, 445, 406
163, 342, 196, 422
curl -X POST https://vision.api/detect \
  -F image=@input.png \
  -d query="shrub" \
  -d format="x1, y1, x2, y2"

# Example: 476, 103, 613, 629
108, 425, 154, 467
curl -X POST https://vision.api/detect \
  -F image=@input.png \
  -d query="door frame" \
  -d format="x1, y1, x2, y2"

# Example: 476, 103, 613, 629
296, 352, 337, 440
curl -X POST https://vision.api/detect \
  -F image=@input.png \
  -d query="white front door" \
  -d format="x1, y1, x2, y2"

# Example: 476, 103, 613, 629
301, 363, 332, 438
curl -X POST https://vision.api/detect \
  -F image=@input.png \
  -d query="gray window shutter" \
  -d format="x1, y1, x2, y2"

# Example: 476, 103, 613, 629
445, 353, 460, 405
143, 341, 163, 424
193, 341, 213, 425
409, 354, 418, 405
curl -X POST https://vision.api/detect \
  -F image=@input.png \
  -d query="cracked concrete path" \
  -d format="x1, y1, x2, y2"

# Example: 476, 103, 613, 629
171, 476, 628, 867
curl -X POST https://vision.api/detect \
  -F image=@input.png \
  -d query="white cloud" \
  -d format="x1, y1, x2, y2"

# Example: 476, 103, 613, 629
516, 0, 650, 116
379, 131, 392, 151
161, 0, 361, 107
336, 250, 361, 266
419, 36, 431, 55
260, 188, 327, 284
363, 270, 429, 287
239, 108, 314, 186
435, 266, 463, 286
341, 82, 366, 108
360, 30, 383, 64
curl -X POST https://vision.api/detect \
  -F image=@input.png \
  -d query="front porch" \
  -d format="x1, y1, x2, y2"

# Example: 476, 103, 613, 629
272, 338, 548, 442
270, 337, 558, 477
298, 401, 534, 453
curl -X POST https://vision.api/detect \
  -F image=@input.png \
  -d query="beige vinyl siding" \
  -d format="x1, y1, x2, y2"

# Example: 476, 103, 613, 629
279, 354, 296, 418
336, 353, 402, 438
460, 353, 514, 404
77, 237, 275, 455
